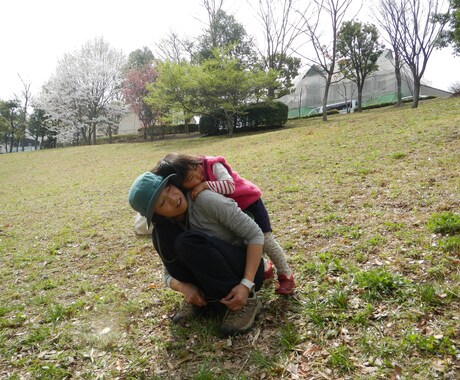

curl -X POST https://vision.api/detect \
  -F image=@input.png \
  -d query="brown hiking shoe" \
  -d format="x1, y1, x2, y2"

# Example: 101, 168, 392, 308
220, 293, 262, 336
172, 302, 202, 324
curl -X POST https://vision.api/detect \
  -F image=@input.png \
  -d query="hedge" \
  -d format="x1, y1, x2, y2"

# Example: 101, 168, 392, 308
199, 101, 288, 136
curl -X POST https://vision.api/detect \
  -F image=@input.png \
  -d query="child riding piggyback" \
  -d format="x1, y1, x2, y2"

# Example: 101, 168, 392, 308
158, 152, 296, 296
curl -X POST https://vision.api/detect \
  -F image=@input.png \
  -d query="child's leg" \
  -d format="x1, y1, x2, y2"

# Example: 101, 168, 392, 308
264, 232, 291, 277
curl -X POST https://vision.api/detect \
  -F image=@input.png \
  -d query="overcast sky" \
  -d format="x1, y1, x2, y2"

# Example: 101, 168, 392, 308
1, 0, 459, 101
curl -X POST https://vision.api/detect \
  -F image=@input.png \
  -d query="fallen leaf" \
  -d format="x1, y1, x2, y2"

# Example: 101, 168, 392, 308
302, 344, 321, 358
390, 363, 402, 379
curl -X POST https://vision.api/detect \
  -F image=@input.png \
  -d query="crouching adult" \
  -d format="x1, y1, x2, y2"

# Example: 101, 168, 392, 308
128, 172, 264, 336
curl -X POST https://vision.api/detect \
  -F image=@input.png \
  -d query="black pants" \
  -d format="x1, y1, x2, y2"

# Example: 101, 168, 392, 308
167, 231, 264, 302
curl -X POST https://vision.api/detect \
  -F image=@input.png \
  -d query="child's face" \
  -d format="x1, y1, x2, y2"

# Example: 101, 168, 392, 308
182, 165, 204, 190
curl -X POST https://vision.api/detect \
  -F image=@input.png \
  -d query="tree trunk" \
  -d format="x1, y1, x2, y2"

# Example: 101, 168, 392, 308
92, 125, 97, 145
412, 78, 420, 108
322, 75, 332, 122
226, 115, 234, 137
357, 84, 363, 112
394, 55, 403, 107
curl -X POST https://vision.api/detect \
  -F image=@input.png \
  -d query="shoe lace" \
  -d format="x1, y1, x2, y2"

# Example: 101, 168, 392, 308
225, 305, 248, 324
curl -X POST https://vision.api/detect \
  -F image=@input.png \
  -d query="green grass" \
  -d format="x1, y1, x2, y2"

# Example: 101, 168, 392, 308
1, 97, 459, 379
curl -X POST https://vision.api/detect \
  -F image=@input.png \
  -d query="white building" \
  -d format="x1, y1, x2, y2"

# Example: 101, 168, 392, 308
278, 50, 452, 118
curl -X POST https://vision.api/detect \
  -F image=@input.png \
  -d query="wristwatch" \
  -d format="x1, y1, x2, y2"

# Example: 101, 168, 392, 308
240, 278, 255, 292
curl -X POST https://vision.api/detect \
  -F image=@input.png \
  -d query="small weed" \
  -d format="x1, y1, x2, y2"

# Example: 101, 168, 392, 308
351, 304, 374, 326
279, 322, 301, 351
405, 331, 458, 355
366, 234, 387, 247
300, 261, 327, 276
304, 303, 327, 327
283, 185, 300, 193
318, 251, 333, 263
437, 235, 460, 253
283, 239, 294, 250
360, 335, 401, 359
20, 326, 51, 348
354, 268, 407, 301
383, 221, 405, 231
43, 301, 83, 324
324, 213, 343, 222
415, 283, 442, 306
0, 312, 27, 328
427, 212, 460, 235
0, 306, 9, 317
426, 264, 448, 281
31, 364, 71, 380
327, 345, 355, 374
193, 366, 225, 380
345, 226, 363, 240
327, 258, 347, 274
326, 288, 349, 310
391, 152, 407, 159
251, 350, 279, 371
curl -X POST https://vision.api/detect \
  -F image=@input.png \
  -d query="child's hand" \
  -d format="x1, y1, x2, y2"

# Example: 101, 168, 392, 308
191, 182, 208, 200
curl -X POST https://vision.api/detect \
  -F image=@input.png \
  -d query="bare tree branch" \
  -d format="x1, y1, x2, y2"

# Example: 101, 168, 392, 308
295, 0, 356, 121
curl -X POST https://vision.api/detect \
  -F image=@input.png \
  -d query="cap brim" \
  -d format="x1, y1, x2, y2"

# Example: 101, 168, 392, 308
145, 173, 176, 227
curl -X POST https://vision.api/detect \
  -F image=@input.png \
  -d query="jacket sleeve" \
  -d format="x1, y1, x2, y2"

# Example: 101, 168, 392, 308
201, 192, 264, 246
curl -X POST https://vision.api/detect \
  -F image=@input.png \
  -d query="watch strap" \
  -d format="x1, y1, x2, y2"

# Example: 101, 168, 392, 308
240, 278, 255, 291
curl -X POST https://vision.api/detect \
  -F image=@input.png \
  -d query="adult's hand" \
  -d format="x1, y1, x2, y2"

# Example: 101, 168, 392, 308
220, 284, 249, 311
171, 279, 207, 307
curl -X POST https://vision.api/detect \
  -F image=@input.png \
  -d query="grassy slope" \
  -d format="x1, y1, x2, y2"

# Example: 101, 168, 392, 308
0, 98, 459, 379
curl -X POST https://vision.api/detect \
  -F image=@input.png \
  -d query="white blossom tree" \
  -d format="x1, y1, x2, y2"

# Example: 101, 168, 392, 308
35, 37, 128, 145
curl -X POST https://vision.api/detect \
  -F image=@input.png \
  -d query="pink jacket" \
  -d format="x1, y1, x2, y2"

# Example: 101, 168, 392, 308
202, 156, 262, 210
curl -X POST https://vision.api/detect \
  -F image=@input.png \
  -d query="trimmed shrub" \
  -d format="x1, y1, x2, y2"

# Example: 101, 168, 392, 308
198, 101, 288, 136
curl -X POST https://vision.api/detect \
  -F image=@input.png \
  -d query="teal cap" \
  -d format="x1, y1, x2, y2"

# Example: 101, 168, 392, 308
128, 172, 176, 227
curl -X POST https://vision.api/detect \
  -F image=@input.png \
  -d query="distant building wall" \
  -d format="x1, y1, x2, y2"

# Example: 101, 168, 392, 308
279, 50, 452, 118
118, 113, 142, 135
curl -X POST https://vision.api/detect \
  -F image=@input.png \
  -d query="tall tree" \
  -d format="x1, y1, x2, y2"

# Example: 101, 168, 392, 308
35, 37, 128, 145
28, 108, 50, 150
124, 47, 155, 71
0, 99, 21, 152
394, 0, 450, 108
448, 0, 460, 54
123, 64, 159, 140
376, 0, 406, 106
337, 21, 384, 111
16, 75, 32, 151
145, 49, 278, 136
195, 1, 257, 67
256, 0, 305, 98
154, 31, 194, 63
298, 0, 355, 121
437, 0, 460, 55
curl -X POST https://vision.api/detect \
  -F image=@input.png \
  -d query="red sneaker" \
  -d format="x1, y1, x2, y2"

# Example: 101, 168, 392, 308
264, 260, 274, 280
275, 273, 296, 295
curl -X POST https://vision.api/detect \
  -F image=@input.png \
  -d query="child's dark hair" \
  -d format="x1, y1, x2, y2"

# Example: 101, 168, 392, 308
151, 153, 202, 185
